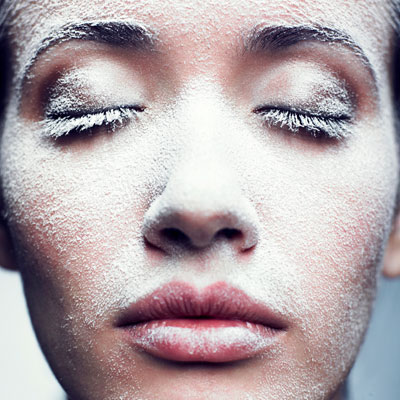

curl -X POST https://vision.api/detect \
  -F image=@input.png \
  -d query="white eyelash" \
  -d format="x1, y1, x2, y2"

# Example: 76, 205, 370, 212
43, 107, 139, 139
258, 108, 351, 140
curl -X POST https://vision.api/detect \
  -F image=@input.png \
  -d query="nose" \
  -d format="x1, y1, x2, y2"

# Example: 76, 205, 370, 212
142, 158, 260, 254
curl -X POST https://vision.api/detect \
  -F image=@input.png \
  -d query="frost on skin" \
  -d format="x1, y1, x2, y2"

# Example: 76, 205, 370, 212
0, 0, 399, 399
43, 107, 141, 138
255, 107, 351, 139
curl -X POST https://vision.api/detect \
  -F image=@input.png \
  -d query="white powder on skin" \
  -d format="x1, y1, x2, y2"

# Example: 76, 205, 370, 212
44, 59, 148, 115
1, 0, 399, 399
43, 108, 139, 138
134, 324, 278, 358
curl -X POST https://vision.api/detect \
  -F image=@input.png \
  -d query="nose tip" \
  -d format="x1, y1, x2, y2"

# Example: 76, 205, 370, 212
143, 202, 259, 254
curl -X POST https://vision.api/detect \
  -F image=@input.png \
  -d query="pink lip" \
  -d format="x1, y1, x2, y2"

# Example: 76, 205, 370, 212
117, 281, 287, 363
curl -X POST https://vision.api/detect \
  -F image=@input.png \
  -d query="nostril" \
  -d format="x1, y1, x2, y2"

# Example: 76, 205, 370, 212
217, 228, 242, 241
143, 196, 260, 252
161, 228, 190, 244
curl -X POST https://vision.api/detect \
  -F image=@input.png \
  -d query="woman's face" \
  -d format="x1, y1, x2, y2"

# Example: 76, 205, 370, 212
1, 0, 398, 399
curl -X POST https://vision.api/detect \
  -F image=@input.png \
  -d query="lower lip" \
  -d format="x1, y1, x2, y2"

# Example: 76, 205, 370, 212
124, 319, 282, 362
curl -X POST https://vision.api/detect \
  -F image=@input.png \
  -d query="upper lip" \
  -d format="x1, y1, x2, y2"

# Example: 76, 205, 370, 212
116, 281, 288, 330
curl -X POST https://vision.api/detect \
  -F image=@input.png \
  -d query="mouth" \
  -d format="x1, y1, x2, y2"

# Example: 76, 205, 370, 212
117, 281, 287, 363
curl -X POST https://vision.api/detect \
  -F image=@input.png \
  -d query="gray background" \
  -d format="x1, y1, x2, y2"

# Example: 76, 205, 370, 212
348, 276, 400, 399
1, 268, 399, 399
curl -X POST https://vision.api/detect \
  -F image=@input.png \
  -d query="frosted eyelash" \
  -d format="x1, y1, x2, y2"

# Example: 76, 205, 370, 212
43, 106, 142, 139
256, 107, 352, 140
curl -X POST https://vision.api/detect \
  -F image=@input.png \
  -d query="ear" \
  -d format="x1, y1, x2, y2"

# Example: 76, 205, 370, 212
383, 212, 400, 278
0, 215, 17, 270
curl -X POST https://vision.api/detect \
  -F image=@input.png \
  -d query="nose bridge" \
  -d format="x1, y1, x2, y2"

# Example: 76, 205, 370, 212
167, 80, 240, 198
175, 79, 235, 149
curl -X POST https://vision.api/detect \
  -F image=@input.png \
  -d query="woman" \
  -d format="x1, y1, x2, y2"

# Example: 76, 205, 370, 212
0, 0, 399, 398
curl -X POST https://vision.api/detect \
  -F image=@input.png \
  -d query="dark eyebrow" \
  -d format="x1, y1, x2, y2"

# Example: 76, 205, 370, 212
245, 24, 377, 86
21, 21, 155, 84
39, 21, 155, 50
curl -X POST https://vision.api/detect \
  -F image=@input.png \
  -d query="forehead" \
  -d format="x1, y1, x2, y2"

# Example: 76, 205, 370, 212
6, 0, 394, 83
8, 0, 392, 31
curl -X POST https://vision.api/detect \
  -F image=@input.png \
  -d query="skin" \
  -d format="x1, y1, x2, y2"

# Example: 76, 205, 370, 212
1, 0, 400, 399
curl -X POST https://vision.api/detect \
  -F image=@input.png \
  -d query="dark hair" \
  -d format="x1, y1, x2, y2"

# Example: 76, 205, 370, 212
394, 2, 400, 128
0, 0, 10, 125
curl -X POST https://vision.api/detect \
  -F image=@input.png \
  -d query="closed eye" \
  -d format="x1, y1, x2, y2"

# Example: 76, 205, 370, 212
43, 105, 145, 139
254, 105, 352, 140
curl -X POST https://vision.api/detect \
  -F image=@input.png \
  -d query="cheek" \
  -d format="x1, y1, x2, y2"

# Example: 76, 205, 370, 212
274, 142, 396, 371
286, 188, 383, 362
0, 121, 171, 319
226, 117, 398, 374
